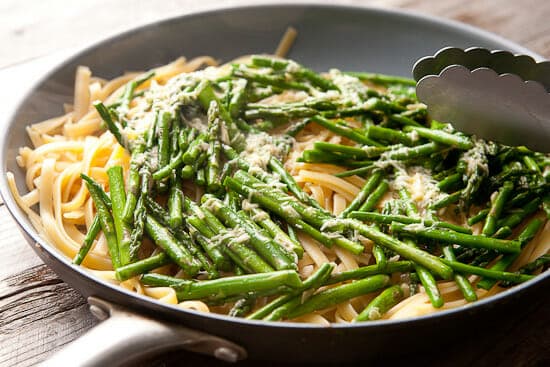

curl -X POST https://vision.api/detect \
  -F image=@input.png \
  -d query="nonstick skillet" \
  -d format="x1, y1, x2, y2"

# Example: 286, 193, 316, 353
1, 3, 548, 366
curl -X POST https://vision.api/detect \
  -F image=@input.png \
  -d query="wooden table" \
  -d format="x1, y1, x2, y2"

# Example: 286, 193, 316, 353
1, 1, 549, 366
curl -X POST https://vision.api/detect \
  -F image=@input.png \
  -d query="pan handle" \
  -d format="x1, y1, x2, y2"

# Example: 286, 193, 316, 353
40, 296, 247, 366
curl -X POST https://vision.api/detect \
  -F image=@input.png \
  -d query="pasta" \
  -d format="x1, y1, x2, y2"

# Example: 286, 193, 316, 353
9, 41, 549, 324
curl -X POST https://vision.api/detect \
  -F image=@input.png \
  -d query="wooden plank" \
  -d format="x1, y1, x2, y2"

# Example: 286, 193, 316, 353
0, 0, 549, 69
0, 282, 94, 367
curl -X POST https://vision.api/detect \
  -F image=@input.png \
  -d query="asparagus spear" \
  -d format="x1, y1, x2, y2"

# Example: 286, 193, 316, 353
345, 71, 416, 87
358, 180, 389, 212
356, 285, 404, 321
224, 176, 364, 254
143, 270, 302, 301
309, 116, 382, 146
403, 126, 472, 150
93, 101, 125, 148
391, 222, 521, 253
340, 170, 383, 218
442, 246, 478, 302
268, 156, 322, 209
122, 142, 145, 223
247, 263, 334, 320
145, 214, 201, 276
482, 181, 514, 236
326, 261, 414, 285
441, 260, 534, 283
285, 274, 390, 319
477, 218, 544, 290
81, 174, 121, 269
325, 219, 453, 280
107, 166, 133, 265
468, 209, 490, 226
115, 252, 171, 281
245, 206, 304, 257
203, 196, 296, 270
350, 212, 472, 234
73, 216, 102, 265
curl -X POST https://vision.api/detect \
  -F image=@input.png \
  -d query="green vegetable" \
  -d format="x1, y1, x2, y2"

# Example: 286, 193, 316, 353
356, 285, 404, 321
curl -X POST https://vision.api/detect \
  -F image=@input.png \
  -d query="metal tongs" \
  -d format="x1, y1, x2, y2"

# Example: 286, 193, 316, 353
413, 47, 550, 152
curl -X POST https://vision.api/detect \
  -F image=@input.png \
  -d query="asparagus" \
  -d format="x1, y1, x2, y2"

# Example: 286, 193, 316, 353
497, 197, 542, 229
358, 180, 389, 212
437, 173, 462, 192
313, 142, 371, 160
368, 126, 415, 146
372, 244, 387, 268
405, 238, 443, 308
167, 181, 184, 229
115, 252, 171, 281
203, 196, 296, 270
349, 212, 472, 234
477, 218, 544, 290
152, 149, 185, 180
229, 296, 256, 318
391, 222, 521, 253
429, 191, 462, 210
183, 133, 208, 166
228, 78, 248, 118
285, 274, 390, 319
245, 105, 318, 120
156, 111, 172, 172
186, 210, 271, 274
81, 174, 121, 269
247, 263, 334, 320
268, 156, 322, 209
143, 270, 302, 301
73, 216, 102, 265
345, 71, 416, 87
516, 255, 550, 274
70, 55, 549, 321
116, 71, 154, 116
442, 246, 477, 302
467, 209, 490, 226
441, 260, 534, 283
122, 142, 145, 222
145, 214, 201, 276
300, 149, 372, 167
233, 170, 331, 227
340, 170, 383, 218
107, 166, 133, 265
334, 165, 375, 178
232, 65, 310, 92
224, 176, 364, 254
388, 113, 423, 128
93, 101, 125, 148
224, 190, 241, 212
326, 261, 414, 285
325, 219, 453, 280
382, 142, 441, 161
393, 189, 443, 307
356, 285, 404, 321
245, 206, 304, 257
482, 181, 513, 236
309, 116, 382, 146
188, 198, 274, 273
403, 126, 472, 150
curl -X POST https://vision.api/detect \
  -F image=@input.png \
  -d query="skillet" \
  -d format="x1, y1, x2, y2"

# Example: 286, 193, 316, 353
1, 3, 548, 365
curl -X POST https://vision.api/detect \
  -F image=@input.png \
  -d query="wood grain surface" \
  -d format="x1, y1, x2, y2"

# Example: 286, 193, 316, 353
1, 1, 549, 366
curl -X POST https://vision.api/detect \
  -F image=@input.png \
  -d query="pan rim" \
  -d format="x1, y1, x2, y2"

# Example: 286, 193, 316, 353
0, 1, 548, 331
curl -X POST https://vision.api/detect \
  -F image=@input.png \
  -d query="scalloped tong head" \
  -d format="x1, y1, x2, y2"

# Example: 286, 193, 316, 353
413, 47, 550, 152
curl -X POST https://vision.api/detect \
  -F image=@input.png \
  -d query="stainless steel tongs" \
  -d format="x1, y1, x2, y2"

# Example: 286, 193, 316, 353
413, 47, 550, 152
